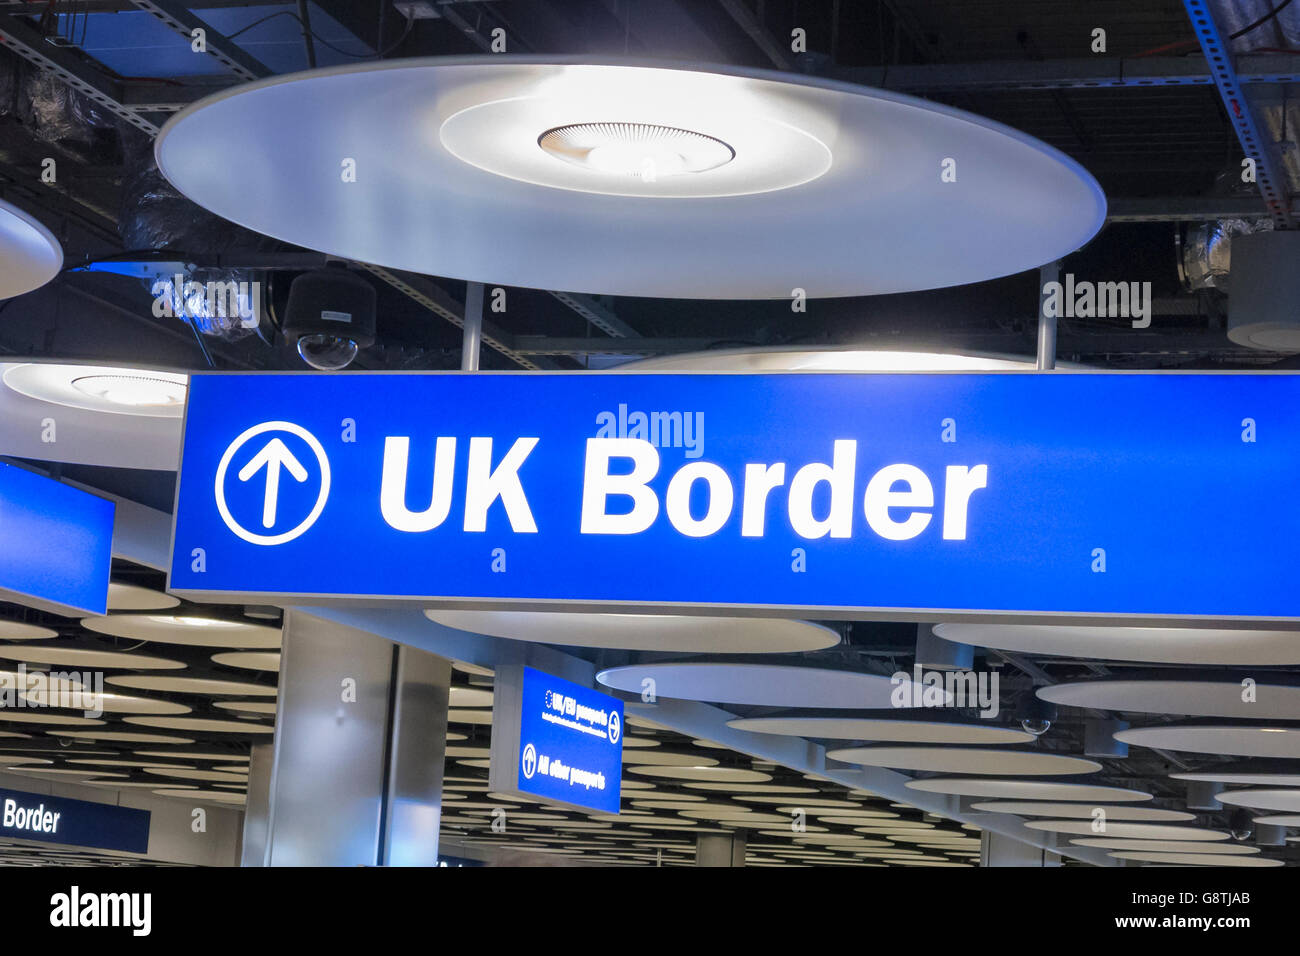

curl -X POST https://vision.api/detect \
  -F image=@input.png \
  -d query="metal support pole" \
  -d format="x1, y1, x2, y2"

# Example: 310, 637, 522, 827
461, 281, 484, 371
1037, 259, 1060, 370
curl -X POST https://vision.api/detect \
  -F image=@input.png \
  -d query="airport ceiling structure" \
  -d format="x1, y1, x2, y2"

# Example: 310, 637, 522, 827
1, 0, 1300, 867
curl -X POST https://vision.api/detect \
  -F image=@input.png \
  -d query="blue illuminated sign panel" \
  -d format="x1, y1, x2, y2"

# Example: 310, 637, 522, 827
489, 666, 623, 814
0, 463, 113, 616
169, 371, 1300, 622
0, 786, 150, 853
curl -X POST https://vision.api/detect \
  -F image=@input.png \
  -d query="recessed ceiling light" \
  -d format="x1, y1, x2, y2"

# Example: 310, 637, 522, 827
70, 374, 186, 409
537, 122, 735, 179
3, 363, 188, 419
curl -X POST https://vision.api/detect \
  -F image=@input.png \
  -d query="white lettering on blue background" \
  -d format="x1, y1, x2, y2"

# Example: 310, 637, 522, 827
377, 436, 987, 541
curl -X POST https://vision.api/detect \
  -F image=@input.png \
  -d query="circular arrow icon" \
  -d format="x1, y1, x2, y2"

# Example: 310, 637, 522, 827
214, 421, 330, 546
608, 711, 621, 744
521, 743, 537, 780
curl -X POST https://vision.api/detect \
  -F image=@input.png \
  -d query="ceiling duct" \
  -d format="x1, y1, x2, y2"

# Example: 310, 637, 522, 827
1179, 216, 1273, 291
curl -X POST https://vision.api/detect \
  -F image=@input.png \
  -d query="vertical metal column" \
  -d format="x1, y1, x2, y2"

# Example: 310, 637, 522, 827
980, 830, 1062, 867
696, 831, 747, 866
239, 742, 273, 866
462, 281, 484, 371
381, 645, 451, 866
253, 610, 451, 866
1037, 259, 1060, 370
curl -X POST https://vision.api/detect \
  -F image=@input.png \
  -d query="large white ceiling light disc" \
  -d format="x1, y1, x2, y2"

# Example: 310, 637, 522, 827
0, 200, 62, 298
825, 746, 1101, 776
935, 623, 1300, 666
1038, 678, 1300, 720
1023, 820, 1230, 841
726, 715, 1033, 745
1115, 724, 1300, 759
426, 610, 837, 653
596, 662, 930, 708
1214, 789, 1300, 813
155, 57, 1105, 299
905, 777, 1153, 802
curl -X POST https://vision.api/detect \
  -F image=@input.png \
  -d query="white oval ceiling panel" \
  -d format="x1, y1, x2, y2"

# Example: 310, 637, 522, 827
1069, 838, 1259, 854
152, 788, 244, 805
1115, 725, 1300, 759
826, 746, 1101, 775
1023, 820, 1229, 841
1111, 851, 1280, 867
1171, 771, 1300, 786
1039, 679, 1300, 720
81, 614, 281, 649
934, 623, 1300, 665
107, 675, 277, 697
969, 801, 1195, 822
1215, 789, 1300, 812
106, 582, 181, 612
597, 663, 930, 708
0, 199, 62, 298
46, 729, 195, 745
0, 646, 185, 671
905, 777, 1152, 802
123, 716, 273, 735
0, 622, 57, 640
155, 57, 1104, 299
627, 766, 771, 783
21, 686, 190, 715
210, 651, 281, 672
428, 610, 839, 654
727, 716, 1033, 745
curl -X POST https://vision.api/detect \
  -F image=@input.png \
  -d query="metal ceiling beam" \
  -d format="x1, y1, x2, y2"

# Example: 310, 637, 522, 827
1106, 195, 1299, 221
830, 53, 1300, 91
1182, 0, 1296, 229
0, 13, 160, 135
548, 291, 640, 338
119, 52, 1300, 113
127, 0, 271, 82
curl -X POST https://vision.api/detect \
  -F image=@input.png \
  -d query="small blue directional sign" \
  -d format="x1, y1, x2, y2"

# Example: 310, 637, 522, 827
489, 666, 623, 814
170, 371, 1300, 622
0, 462, 113, 616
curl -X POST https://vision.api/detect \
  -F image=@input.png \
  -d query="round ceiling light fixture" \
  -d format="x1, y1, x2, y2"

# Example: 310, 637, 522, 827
620, 346, 1053, 372
3, 363, 188, 418
155, 57, 1105, 299
934, 622, 1300, 666
69, 374, 186, 410
0, 362, 185, 470
537, 122, 735, 179
427, 609, 837, 654
0, 199, 62, 299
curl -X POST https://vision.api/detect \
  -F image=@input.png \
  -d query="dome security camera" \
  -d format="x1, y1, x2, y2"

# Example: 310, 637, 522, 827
1020, 697, 1058, 737
1229, 809, 1254, 842
282, 263, 377, 371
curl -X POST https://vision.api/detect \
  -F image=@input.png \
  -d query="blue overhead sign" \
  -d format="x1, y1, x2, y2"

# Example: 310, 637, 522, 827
489, 666, 623, 814
170, 371, 1300, 622
0, 463, 113, 616
0, 786, 150, 853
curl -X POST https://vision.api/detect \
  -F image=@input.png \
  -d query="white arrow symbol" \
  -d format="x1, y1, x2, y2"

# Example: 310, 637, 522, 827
237, 437, 309, 529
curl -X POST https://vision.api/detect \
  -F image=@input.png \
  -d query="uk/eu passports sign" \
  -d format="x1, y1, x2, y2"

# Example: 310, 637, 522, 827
169, 371, 1300, 623
488, 666, 623, 814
